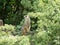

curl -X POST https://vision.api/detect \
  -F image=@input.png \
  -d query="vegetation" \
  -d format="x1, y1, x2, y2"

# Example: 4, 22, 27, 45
0, 0, 60, 45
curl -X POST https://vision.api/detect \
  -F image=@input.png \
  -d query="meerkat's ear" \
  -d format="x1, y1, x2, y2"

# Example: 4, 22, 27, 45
24, 15, 26, 17
24, 15, 25, 17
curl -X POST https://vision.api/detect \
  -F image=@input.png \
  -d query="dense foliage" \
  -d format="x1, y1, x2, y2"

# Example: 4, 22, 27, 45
0, 0, 60, 45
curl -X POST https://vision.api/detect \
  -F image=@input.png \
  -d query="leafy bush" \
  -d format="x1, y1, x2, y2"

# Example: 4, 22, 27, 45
0, 24, 15, 36
0, 0, 60, 45
0, 35, 30, 45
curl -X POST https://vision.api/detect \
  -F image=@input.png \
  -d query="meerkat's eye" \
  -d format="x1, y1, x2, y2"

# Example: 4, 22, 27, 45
25, 15, 27, 17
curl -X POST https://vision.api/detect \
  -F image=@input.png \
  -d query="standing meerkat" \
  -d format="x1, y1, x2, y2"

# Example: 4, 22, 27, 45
21, 15, 31, 35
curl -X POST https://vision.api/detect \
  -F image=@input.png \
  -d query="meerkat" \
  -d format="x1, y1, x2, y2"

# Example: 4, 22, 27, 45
0, 19, 3, 26
21, 15, 31, 35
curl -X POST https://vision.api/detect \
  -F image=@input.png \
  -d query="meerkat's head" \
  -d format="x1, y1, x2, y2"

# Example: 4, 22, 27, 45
24, 15, 29, 19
